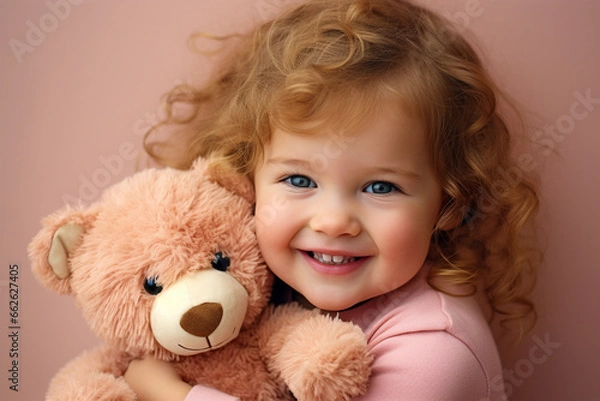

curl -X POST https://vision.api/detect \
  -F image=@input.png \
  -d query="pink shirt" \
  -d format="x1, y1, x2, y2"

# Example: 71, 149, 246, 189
186, 265, 506, 400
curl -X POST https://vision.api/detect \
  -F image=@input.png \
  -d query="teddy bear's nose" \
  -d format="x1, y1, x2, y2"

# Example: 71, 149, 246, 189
180, 302, 224, 337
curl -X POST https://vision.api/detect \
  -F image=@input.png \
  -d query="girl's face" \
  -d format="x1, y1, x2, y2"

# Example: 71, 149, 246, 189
253, 99, 443, 311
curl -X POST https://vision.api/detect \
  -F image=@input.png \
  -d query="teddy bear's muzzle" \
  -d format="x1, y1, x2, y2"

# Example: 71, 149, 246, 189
149, 269, 249, 356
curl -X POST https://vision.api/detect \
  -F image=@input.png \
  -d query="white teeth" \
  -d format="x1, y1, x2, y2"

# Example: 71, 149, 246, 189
312, 252, 356, 265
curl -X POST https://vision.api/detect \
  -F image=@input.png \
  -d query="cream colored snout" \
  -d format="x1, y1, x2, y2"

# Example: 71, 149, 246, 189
150, 269, 248, 355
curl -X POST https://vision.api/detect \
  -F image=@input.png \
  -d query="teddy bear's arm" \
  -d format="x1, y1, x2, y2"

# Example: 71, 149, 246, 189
46, 345, 137, 401
257, 303, 373, 401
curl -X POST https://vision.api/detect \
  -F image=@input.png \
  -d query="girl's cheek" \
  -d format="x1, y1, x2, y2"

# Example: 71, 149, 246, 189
380, 215, 431, 254
255, 204, 284, 234
254, 192, 277, 231
257, 193, 300, 226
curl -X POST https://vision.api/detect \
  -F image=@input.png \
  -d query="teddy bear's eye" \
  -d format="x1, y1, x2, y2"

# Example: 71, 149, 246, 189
143, 276, 163, 295
211, 252, 230, 272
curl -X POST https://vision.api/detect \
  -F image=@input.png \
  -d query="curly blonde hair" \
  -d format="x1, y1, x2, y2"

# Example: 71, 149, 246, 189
146, 0, 540, 334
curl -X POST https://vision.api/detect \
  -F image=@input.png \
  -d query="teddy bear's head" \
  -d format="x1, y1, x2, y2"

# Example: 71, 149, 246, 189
28, 158, 272, 360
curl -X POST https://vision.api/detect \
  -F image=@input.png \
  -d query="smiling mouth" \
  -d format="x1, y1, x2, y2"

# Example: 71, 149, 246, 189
177, 328, 237, 352
307, 251, 361, 265
178, 343, 211, 352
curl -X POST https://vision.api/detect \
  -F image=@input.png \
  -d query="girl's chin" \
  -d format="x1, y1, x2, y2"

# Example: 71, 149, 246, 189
301, 291, 366, 312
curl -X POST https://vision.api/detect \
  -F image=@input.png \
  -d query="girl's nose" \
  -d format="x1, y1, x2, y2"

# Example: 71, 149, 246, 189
309, 208, 361, 238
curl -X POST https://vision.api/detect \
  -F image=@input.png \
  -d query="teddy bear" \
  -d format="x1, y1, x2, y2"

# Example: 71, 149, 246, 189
28, 157, 372, 401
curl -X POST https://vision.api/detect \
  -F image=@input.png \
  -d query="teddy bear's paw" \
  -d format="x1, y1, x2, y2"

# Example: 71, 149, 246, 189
47, 373, 137, 401
279, 316, 373, 401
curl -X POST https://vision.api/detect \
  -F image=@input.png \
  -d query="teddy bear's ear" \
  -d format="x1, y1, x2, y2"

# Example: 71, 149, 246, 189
28, 206, 97, 295
47, 224, 85, 279
192, 157, 255, 204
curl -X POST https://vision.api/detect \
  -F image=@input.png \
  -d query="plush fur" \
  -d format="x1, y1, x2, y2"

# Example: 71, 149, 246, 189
28, 158, 372, 401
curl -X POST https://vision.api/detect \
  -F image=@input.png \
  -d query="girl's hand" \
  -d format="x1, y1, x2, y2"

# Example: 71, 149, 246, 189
124, 357, 192, 401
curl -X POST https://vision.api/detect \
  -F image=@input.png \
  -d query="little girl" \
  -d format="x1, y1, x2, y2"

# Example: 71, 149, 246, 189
125, 0, 540, 399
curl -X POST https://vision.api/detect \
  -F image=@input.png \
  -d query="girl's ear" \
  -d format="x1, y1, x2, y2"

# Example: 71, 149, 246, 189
192, 157, 255, 204
28, 206, 98, 295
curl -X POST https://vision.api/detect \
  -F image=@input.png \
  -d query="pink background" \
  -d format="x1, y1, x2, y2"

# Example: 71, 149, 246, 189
1, 1, 598, 400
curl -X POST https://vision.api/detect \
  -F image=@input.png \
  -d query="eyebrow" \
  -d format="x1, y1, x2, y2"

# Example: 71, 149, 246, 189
266, 157, 422, 179
372, 166, 422, 179
266, 157, 313, 169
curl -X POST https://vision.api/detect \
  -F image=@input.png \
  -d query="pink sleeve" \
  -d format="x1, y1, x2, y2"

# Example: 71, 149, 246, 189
184, 385, 240, 401
354, 331, 491, 401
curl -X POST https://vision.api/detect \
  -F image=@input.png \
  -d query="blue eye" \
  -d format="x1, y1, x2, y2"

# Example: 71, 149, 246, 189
284, 175, 316, 188
364, 181, 397, 194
